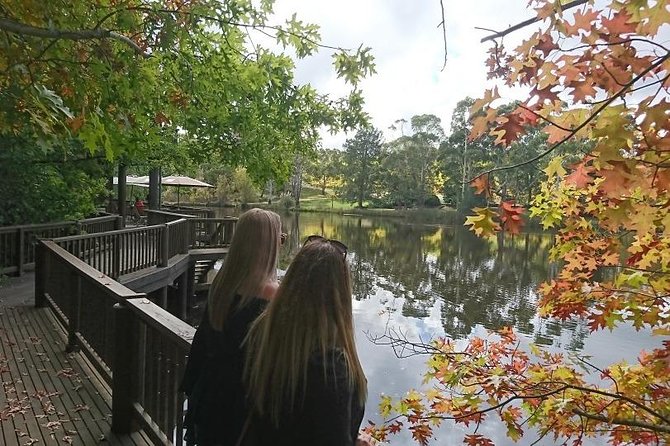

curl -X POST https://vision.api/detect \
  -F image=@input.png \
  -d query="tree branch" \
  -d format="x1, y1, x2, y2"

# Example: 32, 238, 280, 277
573, 409, 670, 434
469, 53, 670, 182
438, 0, 447, 71
480, 0, 589, 43
0, 18, 149, 57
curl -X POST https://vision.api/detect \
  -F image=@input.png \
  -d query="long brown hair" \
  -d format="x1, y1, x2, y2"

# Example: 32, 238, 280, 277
208, 208, 282, 331
244, 239, 367, 425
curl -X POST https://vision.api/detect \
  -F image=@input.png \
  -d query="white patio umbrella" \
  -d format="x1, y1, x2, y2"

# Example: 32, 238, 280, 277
161, 175, 214, 205
112, 175, 150, 186
112, 176, 150, 210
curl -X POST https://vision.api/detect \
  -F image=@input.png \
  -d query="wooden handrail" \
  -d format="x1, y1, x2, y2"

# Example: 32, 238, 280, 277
124, 297, 194, 349
33, 210, 239, 445
40, 241, 144, 299
37, 238, 194, 445
55, 223, 165, 242
1, 214, 120, 276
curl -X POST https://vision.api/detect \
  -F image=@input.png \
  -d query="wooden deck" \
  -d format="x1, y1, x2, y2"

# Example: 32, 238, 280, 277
0, 279, 151, 446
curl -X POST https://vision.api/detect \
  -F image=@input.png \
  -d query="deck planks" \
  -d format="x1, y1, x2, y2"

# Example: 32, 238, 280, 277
0, 304, 152, 446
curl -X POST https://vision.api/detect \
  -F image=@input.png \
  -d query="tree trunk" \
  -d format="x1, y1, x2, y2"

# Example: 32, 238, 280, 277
149, 167, 161, 210
118, 164, 127, 223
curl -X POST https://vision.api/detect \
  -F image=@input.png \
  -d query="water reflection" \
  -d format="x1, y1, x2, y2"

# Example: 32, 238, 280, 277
277, 211, 587, 348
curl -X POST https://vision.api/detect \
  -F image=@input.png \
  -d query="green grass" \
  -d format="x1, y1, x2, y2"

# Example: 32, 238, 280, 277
297, 196, 361, 211
290, 194, 463, 224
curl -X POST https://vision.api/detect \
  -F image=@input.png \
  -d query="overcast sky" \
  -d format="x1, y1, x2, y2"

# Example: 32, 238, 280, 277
269, 0, 535, 148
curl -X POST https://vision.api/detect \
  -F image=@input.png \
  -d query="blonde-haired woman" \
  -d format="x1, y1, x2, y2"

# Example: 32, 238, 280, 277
181, 208, 283, 446
242, 236, 368, 446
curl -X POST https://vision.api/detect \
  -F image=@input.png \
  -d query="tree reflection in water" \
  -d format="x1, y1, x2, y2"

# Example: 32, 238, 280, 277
278, 211, 589, 350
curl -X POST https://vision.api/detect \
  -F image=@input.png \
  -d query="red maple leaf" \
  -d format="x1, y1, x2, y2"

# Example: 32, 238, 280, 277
530, 85, 559, 104
535, 34, 557, 57
500, 201, 525, 235
512, 105, 540, 126
566, 163, 593, 188
492, 114, 525, 146
471, 175, 490, 196
464, 434, 495, 446
601, 10, 636, 35
570, 80, 597, 101
563, 8, 599, 35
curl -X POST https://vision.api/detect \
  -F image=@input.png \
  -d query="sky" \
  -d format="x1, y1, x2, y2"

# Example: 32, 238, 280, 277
268, 0, 535, 148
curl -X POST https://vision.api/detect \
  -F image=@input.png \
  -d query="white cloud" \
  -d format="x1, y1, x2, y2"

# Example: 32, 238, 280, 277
270, 0, 535, 147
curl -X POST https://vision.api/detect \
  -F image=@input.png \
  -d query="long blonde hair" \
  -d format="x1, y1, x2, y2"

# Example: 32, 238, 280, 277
244, 239, 367, 425
208, 208, 282, 331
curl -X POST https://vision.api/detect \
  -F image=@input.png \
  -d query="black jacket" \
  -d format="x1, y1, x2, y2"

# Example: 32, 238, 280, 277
180, 296, 267, 446
244, 350, 365, 446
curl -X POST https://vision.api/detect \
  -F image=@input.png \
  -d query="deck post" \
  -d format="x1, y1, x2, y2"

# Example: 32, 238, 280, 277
112, 235, 121, 279
177, 272, 188, 320
112, 302, 136, 434
65, 273, 82, 353
159, 225, 169, 267
118, 164, 127, 225
160, 286, 168, 309
223, 220, 234, 245
186, 262, 196, 313
34, 241, 47, 308
17, 227, 25, 276
114, 215, 123, 230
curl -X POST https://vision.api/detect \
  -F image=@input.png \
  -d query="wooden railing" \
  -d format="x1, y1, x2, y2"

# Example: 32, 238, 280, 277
161, 205, 215, 219
121, 298, 192, 445
147, 209, 193, 226
36, 240, 194, 446
166, 219, 191, 259
55, 225, 164, 278
0, 214, 120, 276
190, 217, 237, 248
53, 215, 236, 281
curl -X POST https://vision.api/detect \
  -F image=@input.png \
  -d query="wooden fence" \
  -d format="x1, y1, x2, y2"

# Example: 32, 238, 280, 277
36, 241, 193, 445
55, 225, 164, 279
0, 215, 120, 276
29, 211, 238, 445
52, 216, 236, 279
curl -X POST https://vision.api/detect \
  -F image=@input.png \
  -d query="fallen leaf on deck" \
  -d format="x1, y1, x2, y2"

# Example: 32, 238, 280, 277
72, 404, 89, 412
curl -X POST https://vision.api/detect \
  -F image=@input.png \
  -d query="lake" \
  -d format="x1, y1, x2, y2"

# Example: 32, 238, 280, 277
215, 209, 657, 445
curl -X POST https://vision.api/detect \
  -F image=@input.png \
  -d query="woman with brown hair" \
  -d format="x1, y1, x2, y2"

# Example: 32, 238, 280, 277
180, 208, 283, 446
242, 235, 368, 446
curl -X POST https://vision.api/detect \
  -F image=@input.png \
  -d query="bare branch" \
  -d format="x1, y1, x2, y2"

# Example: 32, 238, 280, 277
573, 409, 670, 434
480, 0, 590, 43
0, 18, 148, 57
438, 0, 447, 71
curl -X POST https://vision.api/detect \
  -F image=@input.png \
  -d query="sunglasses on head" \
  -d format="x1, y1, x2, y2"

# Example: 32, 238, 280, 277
304, 235, 348, 258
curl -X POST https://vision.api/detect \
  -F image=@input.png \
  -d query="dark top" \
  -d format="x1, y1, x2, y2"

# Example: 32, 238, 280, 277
180, 296, 267, 446
244, 350, 365, 446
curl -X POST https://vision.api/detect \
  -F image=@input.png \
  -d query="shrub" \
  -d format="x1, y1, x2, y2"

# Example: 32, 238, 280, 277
279, 195, 295, 210
424, 195, 442, 208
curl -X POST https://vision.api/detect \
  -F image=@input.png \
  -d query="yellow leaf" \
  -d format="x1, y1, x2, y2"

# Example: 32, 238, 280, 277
544, 156, 566, 178
464, 207, 501, 237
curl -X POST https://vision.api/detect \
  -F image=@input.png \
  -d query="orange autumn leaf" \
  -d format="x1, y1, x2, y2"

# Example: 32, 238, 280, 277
563, 8, 599, 35
470, 174, 489, 196
601, 10, 636, 35
500, 201, 525, 235
565, 162, 593, 188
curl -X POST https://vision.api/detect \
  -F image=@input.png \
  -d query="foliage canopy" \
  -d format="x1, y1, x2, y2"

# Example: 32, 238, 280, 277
369, 0, 670, 445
